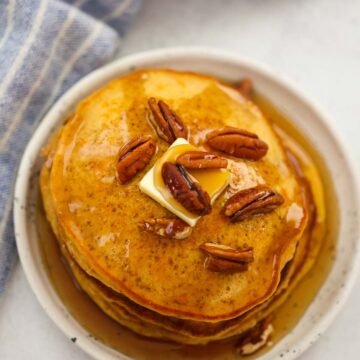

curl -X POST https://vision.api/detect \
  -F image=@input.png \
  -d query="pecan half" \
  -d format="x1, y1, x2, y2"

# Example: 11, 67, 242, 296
162, 162, 211, 215
223, 185, 284, 222
206, 126, 268, 160
140, 218, 192, 239
200, 242, 254, 273
205, 257, 249, 273
200, 242, 254, 263
236, 317, 274, 356
234, 78, 253, 99
117, 135, 157, 184
176, 151, 228, 169
148, 98, 188, 144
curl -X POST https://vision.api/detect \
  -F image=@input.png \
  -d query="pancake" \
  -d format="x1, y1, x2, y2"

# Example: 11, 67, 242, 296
40, 69, 326, 347
40, 144, 322, 345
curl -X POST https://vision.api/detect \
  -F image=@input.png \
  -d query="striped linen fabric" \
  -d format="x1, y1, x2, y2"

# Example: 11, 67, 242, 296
0, 0, 142, 294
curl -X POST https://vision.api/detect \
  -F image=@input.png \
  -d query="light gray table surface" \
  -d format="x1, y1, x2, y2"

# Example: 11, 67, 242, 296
1, 0, 359, 359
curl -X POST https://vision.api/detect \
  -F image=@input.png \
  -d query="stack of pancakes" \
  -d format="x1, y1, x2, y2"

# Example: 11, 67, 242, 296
40, 70, 325, 345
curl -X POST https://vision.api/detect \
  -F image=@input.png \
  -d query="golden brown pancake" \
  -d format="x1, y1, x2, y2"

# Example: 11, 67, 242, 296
40, 69, 325, 345
40, 148, 321, 344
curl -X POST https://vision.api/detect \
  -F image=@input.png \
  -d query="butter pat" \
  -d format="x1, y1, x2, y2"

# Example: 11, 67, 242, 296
139, 138, 230, 226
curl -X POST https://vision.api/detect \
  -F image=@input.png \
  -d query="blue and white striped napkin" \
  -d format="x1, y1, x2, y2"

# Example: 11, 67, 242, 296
0, 0, 142, 294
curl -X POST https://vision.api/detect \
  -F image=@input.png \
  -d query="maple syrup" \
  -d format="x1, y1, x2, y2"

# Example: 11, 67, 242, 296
36, 92, 337, 359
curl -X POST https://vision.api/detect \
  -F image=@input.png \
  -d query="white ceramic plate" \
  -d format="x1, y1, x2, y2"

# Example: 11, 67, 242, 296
14, 47, 360, 360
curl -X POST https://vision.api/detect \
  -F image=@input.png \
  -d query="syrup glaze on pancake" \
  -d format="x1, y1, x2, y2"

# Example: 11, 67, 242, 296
39, 74, 331, 353
40, 145, 318, 344
43, 70, 308, 322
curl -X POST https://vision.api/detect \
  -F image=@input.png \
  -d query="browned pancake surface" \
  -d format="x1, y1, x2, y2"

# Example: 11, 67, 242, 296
44, 70, 307, 321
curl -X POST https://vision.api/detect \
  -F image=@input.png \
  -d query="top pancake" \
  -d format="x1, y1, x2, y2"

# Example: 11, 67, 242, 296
45, 69, 308, 321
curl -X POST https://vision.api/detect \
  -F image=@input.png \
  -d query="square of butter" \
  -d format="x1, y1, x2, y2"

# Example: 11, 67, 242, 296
139, 138, 229, 226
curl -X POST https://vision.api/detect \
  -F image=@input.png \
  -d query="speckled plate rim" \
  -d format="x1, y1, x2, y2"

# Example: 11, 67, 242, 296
14, 47, 360, 360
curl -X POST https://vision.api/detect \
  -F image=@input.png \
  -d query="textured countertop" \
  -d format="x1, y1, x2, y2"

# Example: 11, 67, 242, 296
1, 0, 359, 359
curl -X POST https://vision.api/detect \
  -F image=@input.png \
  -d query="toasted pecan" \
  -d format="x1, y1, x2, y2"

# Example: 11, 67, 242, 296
141, 218, 192, 239
234, 78, 253, 99
117, 135, 156, 184
176, 151, 228, 169
236, 317, 274, 355
206, 126, 268, 160
205, 256, 249, 273
148, 98, 188, 143
200, 242, 254, 273
200, 242, 254, 263
162, 162, 211, 215
223, 184, 284, 222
